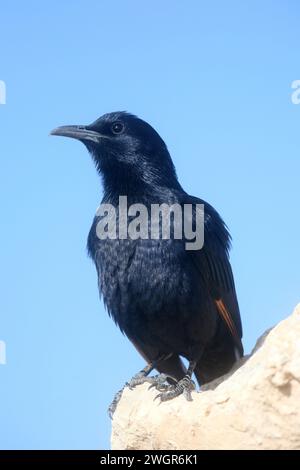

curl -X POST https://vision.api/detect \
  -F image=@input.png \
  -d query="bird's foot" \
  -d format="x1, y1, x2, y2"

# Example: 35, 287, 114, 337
127, 371, 167, 389
148, 375, 175, 392
108, 367, 167, 418
108, 387, 125, 419
154, 376, 196, 402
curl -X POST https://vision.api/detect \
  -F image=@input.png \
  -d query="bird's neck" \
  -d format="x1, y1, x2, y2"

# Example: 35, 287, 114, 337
101, 174, 183, 206
100, 164, 183, 205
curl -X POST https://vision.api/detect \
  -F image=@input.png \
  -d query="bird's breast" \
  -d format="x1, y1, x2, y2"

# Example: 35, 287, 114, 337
88, 225, 200, 326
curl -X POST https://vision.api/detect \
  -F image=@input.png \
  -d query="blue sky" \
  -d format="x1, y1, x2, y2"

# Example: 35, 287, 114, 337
1, 0, 299, 450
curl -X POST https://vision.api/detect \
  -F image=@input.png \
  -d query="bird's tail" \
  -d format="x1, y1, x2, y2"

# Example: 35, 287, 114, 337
193, 342, 237, 386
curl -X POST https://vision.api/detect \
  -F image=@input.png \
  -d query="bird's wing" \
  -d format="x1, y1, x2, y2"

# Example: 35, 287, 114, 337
186, 196, 243, 356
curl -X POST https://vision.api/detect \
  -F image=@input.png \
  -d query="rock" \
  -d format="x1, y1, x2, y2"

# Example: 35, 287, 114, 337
111, 304, 300, 450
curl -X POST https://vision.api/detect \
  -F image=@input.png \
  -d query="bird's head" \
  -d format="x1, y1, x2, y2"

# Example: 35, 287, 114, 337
51, 112, 180, 196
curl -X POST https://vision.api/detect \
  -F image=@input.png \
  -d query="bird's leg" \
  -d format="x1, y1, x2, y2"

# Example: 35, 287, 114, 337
154, 360, 197, 402
108, 361, 169, 418
108, 363, 153, 418
127, 362, 156, 388
125, 360, 174, 391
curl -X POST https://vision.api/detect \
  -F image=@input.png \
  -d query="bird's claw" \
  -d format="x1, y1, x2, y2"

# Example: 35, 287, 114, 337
149, 379, 176, 392
108, 369, 151, 418
154, 377, 196, 402
108, 372, 170, 418
146, 373, 171, 390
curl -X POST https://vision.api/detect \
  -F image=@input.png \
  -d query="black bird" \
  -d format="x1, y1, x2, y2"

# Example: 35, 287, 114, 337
51, 112, 243, 406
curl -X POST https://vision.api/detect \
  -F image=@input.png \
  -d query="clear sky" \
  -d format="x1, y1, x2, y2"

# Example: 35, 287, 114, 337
1, 0, 299, 450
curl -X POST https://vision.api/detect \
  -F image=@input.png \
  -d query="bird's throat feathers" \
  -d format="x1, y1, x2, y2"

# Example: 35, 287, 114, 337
91, 145, 182, 200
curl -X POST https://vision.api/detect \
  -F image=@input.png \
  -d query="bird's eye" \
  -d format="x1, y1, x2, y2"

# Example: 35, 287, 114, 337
111, 122, 124, 135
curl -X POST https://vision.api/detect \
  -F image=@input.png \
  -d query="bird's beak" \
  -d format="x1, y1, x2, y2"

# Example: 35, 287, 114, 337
50, 125, 102, 144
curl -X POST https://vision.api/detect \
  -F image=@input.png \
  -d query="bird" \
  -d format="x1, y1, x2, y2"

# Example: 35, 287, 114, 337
51, 112, 243, 409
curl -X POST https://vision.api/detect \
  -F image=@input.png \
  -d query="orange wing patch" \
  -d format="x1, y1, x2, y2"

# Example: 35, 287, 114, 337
215, 299, 242, 353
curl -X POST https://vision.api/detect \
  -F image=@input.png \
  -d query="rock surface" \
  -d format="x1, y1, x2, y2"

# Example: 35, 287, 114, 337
111, 305, 300, 450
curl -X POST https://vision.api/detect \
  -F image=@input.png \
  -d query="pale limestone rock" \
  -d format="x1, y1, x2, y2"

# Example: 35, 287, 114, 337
111, 305, 300, 450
